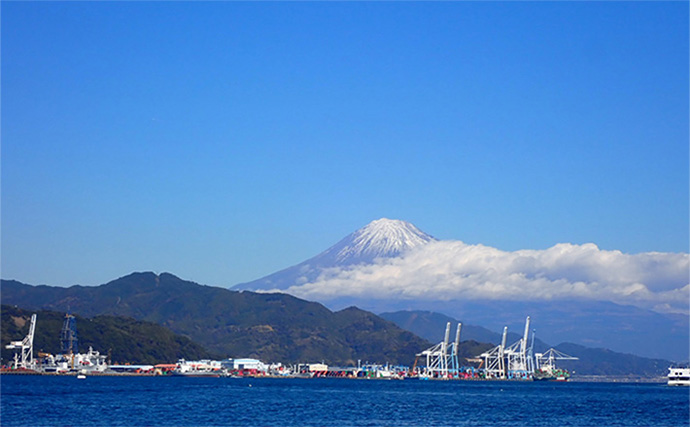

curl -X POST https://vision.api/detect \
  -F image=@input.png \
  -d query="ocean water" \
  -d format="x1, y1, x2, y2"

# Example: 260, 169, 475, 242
1, 376, 688, 427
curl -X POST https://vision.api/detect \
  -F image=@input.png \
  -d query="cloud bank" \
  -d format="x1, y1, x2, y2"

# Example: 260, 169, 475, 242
281, 241, 690, 314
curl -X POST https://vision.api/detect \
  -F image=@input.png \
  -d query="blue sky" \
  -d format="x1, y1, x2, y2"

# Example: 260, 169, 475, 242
2, 2, 688, 288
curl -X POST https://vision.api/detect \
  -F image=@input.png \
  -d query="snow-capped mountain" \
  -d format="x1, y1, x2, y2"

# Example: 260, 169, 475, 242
234, 218, 436, 291
233, 218, 689, 361
313, 218, 436, 265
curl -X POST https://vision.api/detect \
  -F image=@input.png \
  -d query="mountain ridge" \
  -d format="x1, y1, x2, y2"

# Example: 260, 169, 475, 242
0, 273, 431, 365
1, 274, 678, 376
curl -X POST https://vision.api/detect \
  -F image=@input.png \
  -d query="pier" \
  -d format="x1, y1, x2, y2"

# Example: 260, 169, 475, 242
3, 312, 578, 381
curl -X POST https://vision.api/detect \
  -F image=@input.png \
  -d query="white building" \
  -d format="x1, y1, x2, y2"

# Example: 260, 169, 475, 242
221, 358, 267, 372
308, 363, 328, 372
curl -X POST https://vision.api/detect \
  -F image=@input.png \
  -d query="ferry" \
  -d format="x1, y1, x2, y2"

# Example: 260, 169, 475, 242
667, 366, 690, 386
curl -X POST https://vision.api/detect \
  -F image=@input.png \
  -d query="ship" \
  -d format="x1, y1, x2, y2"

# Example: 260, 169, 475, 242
532, 367, 570, 382
3, 312, 111, 375
40, 346, 108, 374
40, 314, 108, 374
532, 348, 577, 382
667, 366, 690, 386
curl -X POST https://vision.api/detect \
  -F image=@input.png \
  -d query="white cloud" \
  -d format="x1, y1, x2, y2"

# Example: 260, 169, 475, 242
281, 241, 690, 314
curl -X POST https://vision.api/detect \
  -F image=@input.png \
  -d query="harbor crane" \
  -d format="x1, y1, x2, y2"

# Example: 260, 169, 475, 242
479, 316, 535, 379
504, 316, 534, 376
535, 348, 579, 372
480, 326, 508, 378
414, 322, 462, 378
449, 323, 462, 374
5, 314, 37, 370
60, 313, 78, 355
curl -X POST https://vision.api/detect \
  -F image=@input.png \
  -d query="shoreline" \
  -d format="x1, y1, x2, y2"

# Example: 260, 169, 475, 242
0, 370, 667, 383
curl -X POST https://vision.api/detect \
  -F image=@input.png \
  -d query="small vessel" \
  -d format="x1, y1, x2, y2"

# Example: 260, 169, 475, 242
667, 366, 690, 386
76, 374, 86, 380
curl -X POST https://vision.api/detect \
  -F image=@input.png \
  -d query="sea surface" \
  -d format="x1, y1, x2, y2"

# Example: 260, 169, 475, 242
1, 375, 688, 427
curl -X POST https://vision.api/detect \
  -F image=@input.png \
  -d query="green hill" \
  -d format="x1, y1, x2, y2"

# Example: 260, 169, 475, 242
1, 305, 217, 365
1, 273, 431, 365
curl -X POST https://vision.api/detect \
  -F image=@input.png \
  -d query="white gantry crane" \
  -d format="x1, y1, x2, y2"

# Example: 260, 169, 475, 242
480, 326, 508, 379
5, 313, 37, 370
415, 322, 462, 378
479, 316, 535, 379
504, 316, 534, 377
449, 323, 462, 374
535, 348, 578, 373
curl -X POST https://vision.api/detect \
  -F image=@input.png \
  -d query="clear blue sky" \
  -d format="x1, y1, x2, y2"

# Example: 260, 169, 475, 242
2, 2, 688, 287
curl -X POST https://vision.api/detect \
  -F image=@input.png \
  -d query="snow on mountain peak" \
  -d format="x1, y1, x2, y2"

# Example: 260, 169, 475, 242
235, 218, 437, 291
331, 218, 437, 263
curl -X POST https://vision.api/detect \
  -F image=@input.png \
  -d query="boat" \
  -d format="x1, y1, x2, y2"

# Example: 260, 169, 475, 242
532, 368, 570, 382
40, 347, 108, 374
667, 366, 690, 386
532, 348, 577, 382
40, 313, 109, 374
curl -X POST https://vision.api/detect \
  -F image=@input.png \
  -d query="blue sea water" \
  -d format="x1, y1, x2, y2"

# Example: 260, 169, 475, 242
1, 376, 688, 427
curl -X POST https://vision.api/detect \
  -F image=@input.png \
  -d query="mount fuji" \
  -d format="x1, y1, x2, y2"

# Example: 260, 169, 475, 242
233, 218, 689, 361
234, 218, 436, 291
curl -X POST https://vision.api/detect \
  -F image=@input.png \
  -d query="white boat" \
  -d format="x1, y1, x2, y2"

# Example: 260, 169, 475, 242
40, 347, 108, 374
667, 366, 690, 386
